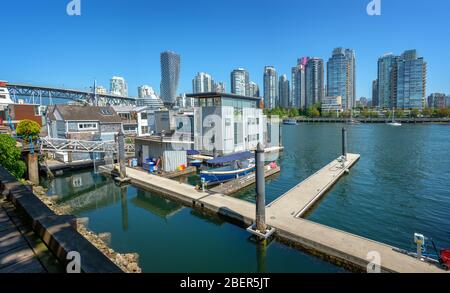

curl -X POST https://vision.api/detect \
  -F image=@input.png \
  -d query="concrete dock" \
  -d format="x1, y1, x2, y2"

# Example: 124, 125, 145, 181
105, 155, 447, 273
267, 154, 360, 218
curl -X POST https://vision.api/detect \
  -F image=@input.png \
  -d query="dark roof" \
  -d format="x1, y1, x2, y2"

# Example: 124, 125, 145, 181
207, 151, 253, 164
49, 105, 122, 123
186, 92, 261, 101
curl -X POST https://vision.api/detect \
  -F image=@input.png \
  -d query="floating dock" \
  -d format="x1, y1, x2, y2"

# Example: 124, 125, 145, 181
104, 155, 447, 273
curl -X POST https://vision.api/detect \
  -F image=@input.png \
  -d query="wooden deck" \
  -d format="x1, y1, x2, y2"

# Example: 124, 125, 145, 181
0, 198, 61, 273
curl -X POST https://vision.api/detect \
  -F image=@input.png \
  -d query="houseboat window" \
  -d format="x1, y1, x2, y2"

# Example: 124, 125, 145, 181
141, 126, 149, 134
78, 123, 98, 130
140, 112, 148, 120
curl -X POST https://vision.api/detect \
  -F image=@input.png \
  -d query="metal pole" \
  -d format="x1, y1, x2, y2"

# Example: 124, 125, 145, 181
255, 142, 266, 232
342, 127, 347, 161
118, 129, 126, 178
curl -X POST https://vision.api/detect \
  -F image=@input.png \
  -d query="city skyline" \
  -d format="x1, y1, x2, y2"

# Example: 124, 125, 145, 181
1, 0, 450, 100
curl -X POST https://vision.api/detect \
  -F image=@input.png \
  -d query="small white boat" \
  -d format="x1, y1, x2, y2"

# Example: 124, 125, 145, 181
387, 108, 402, 127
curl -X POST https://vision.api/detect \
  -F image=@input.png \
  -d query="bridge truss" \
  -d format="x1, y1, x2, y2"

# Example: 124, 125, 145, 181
7, 83, 136, 106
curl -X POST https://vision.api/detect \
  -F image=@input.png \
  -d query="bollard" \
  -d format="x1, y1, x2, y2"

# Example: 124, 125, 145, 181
118, 129, 126, 179
255, 143, 266, 232
342, 127, 347, 161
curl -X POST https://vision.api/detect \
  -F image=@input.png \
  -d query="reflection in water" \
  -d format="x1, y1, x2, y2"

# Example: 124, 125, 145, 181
132, 189, 183, 221
120, 185, 129, 231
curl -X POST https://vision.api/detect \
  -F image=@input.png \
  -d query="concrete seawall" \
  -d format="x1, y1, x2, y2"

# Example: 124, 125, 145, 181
0, 166, 123, 273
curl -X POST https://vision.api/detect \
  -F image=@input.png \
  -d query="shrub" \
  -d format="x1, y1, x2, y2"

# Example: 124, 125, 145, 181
0, 134, 26, 178
16, 120, 41, 141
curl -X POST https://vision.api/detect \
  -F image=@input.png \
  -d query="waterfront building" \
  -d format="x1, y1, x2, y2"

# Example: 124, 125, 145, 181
372, 80, 379, 107
291, 58, 307, 109
305, 57, 324, 108
187, 92, 264, 155
160, 51, 181, 106
46, 105, 123, 162
231, 68, 249, 96
327, 48, 356, 110
321, 96, 343, 113
95, 86, 107, 94
249, 81, 260, 98
279, 74, 290, 109
110, 76, 128, 97
192, 72, 214, 93
377, 53, 398, 108
0, 83, 14, 126
357, 97, 370, 108
263, 66, 278, 109
112, 105, 151, 136
427, 93, 447, 109
395, 50, 427, 110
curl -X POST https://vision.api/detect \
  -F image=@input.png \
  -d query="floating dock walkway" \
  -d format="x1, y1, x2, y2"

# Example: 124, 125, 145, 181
104, 155, 447, 273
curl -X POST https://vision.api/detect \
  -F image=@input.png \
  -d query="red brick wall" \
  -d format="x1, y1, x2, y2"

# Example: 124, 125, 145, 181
9, 104, 43, 126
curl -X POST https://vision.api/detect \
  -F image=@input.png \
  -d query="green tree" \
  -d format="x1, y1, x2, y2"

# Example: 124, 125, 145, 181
288, 108, 299, 118
0, 134, 26, 179
410, 109, 420, 118
16, 120, 41, 141
422, 108, 433, 117
306, 107, 320, 118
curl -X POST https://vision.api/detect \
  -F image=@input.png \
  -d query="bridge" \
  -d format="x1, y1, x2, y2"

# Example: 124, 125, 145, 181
38, 137, 135, 154
6, 82, 136, 105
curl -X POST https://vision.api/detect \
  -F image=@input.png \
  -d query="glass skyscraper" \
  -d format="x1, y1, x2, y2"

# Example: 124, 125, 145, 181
377, 53, 398, 108
291, 58, 307, 109
249, 81, 260, 97
160, 51, 180, 105
326, 48, 356, 110
395, 50, 427, 110
305, 57, 324, 108
110, 76, 128, 97
279, 74, 290, 109
263, 66, 278, 109
230, 68, 249, 96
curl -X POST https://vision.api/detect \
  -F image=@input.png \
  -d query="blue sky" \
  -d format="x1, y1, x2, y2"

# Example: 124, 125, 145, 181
1, 0, 449, 99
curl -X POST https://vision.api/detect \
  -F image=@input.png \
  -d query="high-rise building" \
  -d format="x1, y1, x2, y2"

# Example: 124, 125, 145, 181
160, 51, 181, 105
305, 58, 324, 108
192, 72, 213, 93
427, 93, 447, 109
213, 81, 226, 93
395, 50, 427, 110
110, 76, 128, 96
138, 85, 154, 98
372, 80, 379, 107
263, 66, 278, 109
291, 58, 308, 109
279, 74, 290, 109
376, 53, 398, 108
327, 48, 356, 110
231, 68, 249, 96
249, 81, 260, 97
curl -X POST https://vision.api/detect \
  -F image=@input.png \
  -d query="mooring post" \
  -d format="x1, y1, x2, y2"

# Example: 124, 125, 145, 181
255, 143, 266, 232
118, 129, 126, 179
342, 127, 347, 161
27, 138, 39, 185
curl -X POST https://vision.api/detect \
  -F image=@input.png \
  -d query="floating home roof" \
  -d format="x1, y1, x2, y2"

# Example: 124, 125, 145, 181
48, 104, 122, 123
186, 92, 261, 101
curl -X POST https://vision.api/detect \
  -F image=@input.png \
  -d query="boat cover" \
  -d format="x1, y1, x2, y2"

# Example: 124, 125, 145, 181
206, 151, 253, 165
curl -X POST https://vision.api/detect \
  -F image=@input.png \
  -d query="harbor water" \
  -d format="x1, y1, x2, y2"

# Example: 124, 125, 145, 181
41, 123, 450, 272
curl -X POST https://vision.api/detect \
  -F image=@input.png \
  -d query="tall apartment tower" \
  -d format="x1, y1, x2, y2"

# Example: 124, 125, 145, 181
192, 72, 213, 93
231, 68, 249, 96
263, 66, 278, 109
305, 58, 324, 108
160, 51, 181, 105
110, 76, 128, 97
327, 48, 356, 110
279, 74, 290, 109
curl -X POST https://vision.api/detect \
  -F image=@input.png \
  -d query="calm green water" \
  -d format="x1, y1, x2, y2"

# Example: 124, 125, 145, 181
41, 123, 450, 272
